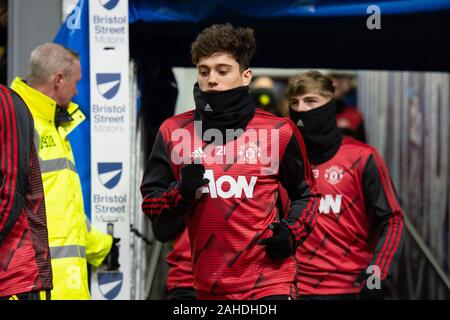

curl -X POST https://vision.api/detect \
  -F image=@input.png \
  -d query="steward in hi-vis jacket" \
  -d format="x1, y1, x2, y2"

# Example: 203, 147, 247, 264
12, 77, 114, 299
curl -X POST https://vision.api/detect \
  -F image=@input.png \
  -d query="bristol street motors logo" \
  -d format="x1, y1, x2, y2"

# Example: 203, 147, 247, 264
98, 162, 123, 189
238, 142, 261, 164
98, 272, 123, 300
99, 0, 119, 10
96, 73, 121, 99
324, 166, 344, 185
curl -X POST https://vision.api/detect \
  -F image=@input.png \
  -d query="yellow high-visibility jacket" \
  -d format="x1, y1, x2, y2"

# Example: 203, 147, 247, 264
11, 78, 113, 300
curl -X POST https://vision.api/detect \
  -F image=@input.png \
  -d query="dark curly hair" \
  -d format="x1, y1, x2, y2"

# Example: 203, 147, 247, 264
191, 23, 256, 71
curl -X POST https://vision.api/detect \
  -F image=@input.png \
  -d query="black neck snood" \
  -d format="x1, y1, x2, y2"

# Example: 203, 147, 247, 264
194, 83, 255, 142
290, 99, 343, 165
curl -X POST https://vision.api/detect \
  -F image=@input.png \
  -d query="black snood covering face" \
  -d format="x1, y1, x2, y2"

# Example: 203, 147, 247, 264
289, 99, 343, 165
194, 83, 255, 142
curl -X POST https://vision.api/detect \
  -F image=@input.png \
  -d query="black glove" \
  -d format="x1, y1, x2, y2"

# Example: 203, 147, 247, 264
104, 237, 120, 271
354, 267, 385, 300
257, 222, 295, 260
179, 163, 209, 199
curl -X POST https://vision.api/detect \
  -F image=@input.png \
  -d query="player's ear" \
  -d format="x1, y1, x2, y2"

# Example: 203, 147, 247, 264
242, 69, 253, 86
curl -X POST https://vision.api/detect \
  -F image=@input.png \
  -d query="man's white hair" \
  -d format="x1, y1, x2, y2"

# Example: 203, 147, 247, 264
28, 43, 79, 86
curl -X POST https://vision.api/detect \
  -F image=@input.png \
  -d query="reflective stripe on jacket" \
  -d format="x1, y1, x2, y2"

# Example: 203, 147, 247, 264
11, 78, 112, 300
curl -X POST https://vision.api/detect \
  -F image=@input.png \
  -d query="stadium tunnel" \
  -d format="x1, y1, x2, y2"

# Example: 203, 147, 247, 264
54, 0, 450, 299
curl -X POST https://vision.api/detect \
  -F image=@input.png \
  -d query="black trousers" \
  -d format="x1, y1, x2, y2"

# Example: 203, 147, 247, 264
298, 294, 359, 300
166, 287, 196, 300
259, 295, 291, 300
0, 290, 51, 300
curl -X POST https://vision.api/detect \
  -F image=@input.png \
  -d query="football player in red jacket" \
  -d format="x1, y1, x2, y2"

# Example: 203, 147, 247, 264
141, 24, 320, 300
0, 85, 52, 300
287, 71, 404, 300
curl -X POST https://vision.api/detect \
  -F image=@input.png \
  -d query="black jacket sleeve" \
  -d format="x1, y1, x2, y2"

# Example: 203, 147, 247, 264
0, 87, 32, 245
278, 129, 321, 248
362, 151, 404, 280
140, 131, 191, 242
151, 213, 186, 243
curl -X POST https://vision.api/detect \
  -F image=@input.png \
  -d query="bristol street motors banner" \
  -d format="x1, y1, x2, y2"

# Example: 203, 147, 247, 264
89, 0, 130, 300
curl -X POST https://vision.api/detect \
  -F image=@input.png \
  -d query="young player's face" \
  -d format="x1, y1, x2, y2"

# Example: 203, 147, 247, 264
197, 53, 252, 92
289, 93, 331, 112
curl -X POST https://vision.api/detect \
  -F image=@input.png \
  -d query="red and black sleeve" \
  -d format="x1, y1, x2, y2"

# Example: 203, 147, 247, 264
362, 150, 404, 280
140, 130, 190, 242
278, 123, 321, 247
0, 86, 32, 245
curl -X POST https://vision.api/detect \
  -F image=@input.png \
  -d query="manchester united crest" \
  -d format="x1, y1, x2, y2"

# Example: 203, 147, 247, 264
238, 142, 261, 164
325, 166, 344, 185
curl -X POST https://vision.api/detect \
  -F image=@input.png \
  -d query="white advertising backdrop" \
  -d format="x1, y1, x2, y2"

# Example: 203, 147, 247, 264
89, 0, 130, 300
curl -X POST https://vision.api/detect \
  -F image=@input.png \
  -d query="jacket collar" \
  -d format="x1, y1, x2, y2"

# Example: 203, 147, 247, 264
11, 77, 85, 137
